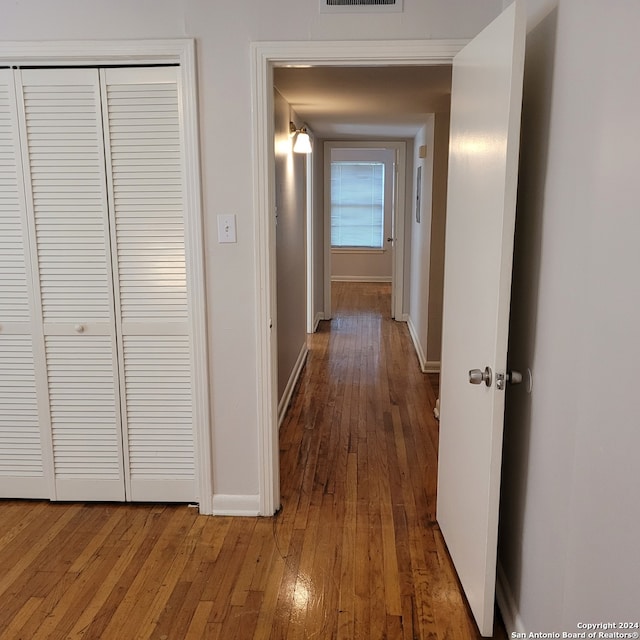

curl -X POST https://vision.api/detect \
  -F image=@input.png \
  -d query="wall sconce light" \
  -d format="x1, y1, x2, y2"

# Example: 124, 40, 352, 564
289, 122, 312, 154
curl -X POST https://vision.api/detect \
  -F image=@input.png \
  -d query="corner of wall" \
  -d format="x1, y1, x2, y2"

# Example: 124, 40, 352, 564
277, 343, 309, 427
496, 561, 526, 635
406, 315, 427, 372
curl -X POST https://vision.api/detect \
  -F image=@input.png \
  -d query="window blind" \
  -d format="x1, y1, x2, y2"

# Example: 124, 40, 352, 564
330, 161, 385, 248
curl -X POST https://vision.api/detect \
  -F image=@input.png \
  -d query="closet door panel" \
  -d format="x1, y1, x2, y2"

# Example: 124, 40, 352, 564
102, 67, 195, 502
45, 335, 123, 500
18, 69, 125, 501
122, 334, 194, 501
0, 70, 49, 497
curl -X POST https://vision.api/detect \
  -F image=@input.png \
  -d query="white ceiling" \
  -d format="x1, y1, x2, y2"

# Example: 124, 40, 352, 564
274, 65, 452, 139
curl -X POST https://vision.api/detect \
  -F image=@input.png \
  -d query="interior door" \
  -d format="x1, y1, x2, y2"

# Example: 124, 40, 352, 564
436, 1, 525, 636
101, 66, 197, 503
0, 70, 48, 498
17, 68, 126, 501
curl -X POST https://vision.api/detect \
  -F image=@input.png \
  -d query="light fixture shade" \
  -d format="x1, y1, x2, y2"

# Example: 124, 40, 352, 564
293, 130, 312, 154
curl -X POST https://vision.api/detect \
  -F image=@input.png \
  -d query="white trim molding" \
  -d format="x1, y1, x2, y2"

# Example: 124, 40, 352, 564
212, 494, 261, 517
0, 39, 213, 515
0, 39, 198, 66
278, 344, 309, 428
251, 38, 469, 517
252, 39, 468, 67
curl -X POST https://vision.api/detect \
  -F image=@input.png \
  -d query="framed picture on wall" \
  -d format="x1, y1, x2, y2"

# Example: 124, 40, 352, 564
416, 165, 422, 223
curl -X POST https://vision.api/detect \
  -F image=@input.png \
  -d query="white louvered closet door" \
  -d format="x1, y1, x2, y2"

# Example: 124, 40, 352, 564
0, 70, 50, 498
17, 69, 126, 501
101, 67, 196, 502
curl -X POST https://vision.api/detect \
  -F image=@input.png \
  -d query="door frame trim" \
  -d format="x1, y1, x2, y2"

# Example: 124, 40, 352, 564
0, 39, 213, 514
250, 39, 468, 515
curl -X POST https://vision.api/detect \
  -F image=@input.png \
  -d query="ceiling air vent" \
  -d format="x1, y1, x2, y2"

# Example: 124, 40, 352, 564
320, 0, 403, 13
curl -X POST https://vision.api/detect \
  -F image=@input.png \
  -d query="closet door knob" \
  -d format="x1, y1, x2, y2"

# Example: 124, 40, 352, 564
74, 324, 85, 334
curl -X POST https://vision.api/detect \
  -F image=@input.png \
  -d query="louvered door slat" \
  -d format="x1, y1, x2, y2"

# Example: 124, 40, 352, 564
104, 72, 188, 325
0, 70, 48, 498
46, 336, 121, 486
0, 335, 46, 496
0, 73, 30, 325
18, 69, 125, 501
21, 70, 112, 324
102, 67, 195, 502
123, 335, 193, 475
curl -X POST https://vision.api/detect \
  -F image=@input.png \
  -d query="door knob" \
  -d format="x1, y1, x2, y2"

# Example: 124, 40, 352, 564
386, 237, 393, 242
469, 366, 492, 387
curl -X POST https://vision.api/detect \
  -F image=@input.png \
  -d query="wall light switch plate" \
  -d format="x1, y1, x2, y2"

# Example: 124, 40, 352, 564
217, 214, 237, 243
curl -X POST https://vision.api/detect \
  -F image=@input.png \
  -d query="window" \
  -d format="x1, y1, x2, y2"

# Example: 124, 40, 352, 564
330, 161, 385, 248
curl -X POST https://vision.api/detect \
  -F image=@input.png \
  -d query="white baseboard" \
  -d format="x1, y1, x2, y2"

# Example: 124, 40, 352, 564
496, 561, 526, 635
406, 316, 441, 373
278, 343, 309, 427
407, 315, 428, 371
330, 275, 392, 283
312, 312, 324, 332
211, 494, 260, 516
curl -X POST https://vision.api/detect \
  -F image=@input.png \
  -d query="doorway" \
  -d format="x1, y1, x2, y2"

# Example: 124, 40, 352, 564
323, 142, 407, 321
250, 40, 466, 516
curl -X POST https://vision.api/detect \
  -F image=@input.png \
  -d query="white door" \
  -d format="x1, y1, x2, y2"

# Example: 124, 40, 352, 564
436, 1, 526, 636
17, 68, 126, 502
9, 66, 197, 503
0, 70, 49, 498
101, 66, 196, 502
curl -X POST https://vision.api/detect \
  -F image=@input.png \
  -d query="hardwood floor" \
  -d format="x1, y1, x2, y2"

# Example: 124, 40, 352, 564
0, 282, 506, 639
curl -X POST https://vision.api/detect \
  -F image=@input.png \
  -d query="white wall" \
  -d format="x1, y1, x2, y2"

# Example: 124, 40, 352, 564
0, 0, 503, 507
499, 0, 640, 630
274, 91, 307, 403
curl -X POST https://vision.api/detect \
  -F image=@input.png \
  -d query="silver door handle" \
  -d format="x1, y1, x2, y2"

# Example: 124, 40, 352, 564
469, 366, 492, 387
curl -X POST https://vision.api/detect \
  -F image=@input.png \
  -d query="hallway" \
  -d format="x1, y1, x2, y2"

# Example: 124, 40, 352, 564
276, 281, 504, 638
0, 282, 506, 639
